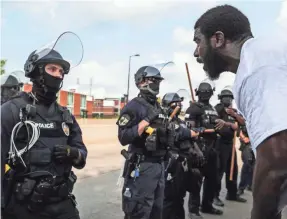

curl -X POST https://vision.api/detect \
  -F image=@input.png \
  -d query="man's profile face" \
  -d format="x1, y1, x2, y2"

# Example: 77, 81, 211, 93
193, 28, 229, 80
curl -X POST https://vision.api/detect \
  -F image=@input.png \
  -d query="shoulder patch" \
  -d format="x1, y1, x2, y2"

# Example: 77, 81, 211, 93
117, 114, 131, 127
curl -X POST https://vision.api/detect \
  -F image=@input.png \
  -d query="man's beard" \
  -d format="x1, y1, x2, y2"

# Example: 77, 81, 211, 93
202, 43, 229, 80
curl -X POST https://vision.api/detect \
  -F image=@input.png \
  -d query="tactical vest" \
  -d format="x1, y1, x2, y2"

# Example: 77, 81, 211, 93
192, 102, 219, 141
216, 104, 236, 142
133, 97, 168, 157
10, 93, 73, 178
172, 118, 192, 152
194, 102, 219, 129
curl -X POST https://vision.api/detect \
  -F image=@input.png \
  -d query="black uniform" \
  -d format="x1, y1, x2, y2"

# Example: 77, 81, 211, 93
117, 95, 168, 219
1, 71, 24, 105
185, 101, 220, 214
238, 125, 255, 193
214, 103, 238, 199
1, 92, 87, 219
163, 117, 203, 219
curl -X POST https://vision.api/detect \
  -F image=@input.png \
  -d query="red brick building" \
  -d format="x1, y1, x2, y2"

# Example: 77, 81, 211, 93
23, 83, 94, 118
92, 97, 121, 118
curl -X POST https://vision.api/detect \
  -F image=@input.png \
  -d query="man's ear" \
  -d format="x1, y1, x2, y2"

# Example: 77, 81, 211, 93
210, 31, 225, 49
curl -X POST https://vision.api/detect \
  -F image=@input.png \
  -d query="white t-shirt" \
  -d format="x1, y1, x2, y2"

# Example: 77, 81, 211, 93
233, 30, 287, 151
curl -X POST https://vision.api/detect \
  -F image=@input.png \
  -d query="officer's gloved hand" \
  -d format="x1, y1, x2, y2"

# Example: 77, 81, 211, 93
144, 107, 160, 123
54, 145, 79, 162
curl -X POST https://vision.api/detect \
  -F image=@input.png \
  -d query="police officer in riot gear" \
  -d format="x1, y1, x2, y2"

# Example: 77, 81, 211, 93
238, 123, 255, 196
1, 40, 87, 218
185, 80, 223, 217
161, 92, 202, 219
117, 66, 198, 219
214, 87, 246, 205
117, 65, 165, 219
1, 71, 24, 105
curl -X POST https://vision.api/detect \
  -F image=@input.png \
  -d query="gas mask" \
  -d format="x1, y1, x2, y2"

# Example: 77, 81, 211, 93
167, 102, 182, 117
198, 91, 212, 102
221, 96, 233, 107
1, 87, 20, 104
140, 78, 161, 96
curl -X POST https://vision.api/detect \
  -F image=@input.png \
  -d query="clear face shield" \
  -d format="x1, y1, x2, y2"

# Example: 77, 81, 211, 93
25, 31, 84, 75
177, 89, 192, 114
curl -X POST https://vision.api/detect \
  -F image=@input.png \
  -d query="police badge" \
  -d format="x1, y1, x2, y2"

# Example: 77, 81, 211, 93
62, 122, 70, 136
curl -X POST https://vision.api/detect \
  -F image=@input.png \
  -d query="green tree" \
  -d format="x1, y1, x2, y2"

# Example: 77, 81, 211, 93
1, 59, 7, 75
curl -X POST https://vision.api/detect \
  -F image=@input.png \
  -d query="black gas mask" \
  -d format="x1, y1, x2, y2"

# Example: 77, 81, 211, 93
140, 78, 162, 103
196, 82, 214, 103
140, 77, 161, 96
167, 102, 182, 117
1, 87, 20, 104
135, 66, 164, 103
221, 96, 233, 107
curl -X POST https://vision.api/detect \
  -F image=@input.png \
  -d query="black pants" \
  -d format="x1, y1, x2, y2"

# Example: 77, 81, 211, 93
239, 162, 253, 190
239, 145, 255, 190
188, 145, 219, 212
216, 140, 238, 198
3, 196, 80, 219
122, 161, 165, 219
188, 169, 202, 213
163, 161, 188, 219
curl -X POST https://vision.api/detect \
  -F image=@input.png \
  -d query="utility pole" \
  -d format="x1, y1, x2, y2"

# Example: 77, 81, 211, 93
89, 77, 93, 96
126, 54, 140, 103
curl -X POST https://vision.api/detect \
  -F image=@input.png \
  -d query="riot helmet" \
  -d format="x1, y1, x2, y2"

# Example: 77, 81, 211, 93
1, 71, 24, 104
218, 86, 233, 107
195, 79, 215, 102
23, 31, 83, 104
24, 49, 70, 78
162, 92, 183, 116
134, 66, 164, 96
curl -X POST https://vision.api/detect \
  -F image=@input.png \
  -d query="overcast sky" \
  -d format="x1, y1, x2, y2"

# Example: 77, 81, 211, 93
1, 0, 286, 105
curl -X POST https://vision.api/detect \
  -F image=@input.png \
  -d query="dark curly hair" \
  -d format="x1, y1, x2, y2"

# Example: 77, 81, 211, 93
195, 5, 253, 42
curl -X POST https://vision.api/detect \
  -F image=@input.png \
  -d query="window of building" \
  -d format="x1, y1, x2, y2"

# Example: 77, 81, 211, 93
57, 92, 61, 104
81, 95, 86, 108
67, 93, 74, 106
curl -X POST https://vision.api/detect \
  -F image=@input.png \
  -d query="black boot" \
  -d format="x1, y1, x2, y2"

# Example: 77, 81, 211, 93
189, 211, 204, 219
213, 197, 224, 207
201, 206, 223, 215
226, 194, 247, 203
237, 188, 244, 196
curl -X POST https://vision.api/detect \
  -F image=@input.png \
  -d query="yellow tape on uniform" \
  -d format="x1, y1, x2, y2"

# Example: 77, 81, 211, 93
5, 164, 11, 173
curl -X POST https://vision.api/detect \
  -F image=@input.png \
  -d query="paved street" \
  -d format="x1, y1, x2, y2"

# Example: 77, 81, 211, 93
73, 119, 287, 219
74, 170, 256, 219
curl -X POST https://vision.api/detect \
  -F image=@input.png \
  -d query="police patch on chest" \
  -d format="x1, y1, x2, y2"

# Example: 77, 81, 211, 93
62, 122, 70, 136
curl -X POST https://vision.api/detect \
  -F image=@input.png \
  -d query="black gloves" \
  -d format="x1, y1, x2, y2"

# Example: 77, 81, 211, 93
144, 107, 160, 123
54, 145, 79, 162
